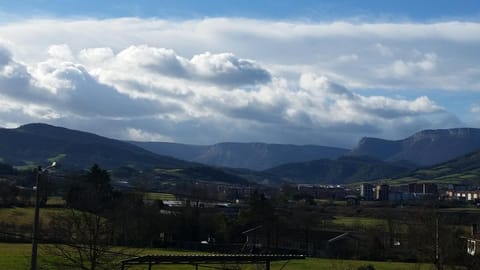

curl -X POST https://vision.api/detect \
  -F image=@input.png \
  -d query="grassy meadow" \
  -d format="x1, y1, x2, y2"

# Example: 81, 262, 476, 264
144, 192, 177, 201
0, 243, 435, 270
0, 207, 66, 227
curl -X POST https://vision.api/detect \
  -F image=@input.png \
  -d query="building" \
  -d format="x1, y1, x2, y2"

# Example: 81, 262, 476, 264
297, 184, 346, 200
241, 225, 361, 257
360, 183, 374, 201
388, 190, 416, 202
375, 184, 389, 201
445, 184, 480, 201
467, 224, 480, 256
408, 183, 438, 195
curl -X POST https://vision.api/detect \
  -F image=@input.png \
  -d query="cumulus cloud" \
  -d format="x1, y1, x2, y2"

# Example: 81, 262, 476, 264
0, 45, 12, 67
189, 52, 271, 86
0, 46, 164, 118
390, 52, 438, 78
104, 45, 271, 87
47, 44, 74, 61
0, 18, 475, 146
1, 18, 479, 91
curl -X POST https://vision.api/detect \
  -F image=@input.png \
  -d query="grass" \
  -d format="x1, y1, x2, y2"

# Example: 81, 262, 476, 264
144, 192, 177, 201
47, 153, 67, 163
14, 161, 37, 171
270, 258, 432, 270
0, 243, 31, 270
0, 243, 434, 270
332, 216, 386, 228
315, 199, 347, 206
0, 207, 67, 226
46, 196, 65, 206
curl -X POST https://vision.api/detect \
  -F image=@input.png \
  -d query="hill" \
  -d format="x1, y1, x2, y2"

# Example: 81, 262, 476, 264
0, 123, 253, 185
350, 128, 480, 166
131, 141, 349, 171
265, 156, 412, 184
0, 123, 192, 170
390, 150, 480, 185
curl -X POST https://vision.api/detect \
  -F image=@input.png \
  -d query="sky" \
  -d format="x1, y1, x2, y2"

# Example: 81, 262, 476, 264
0, 1, 479, 148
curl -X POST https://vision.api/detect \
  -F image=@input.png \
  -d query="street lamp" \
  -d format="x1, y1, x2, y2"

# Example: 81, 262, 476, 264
30, 161, 56, 270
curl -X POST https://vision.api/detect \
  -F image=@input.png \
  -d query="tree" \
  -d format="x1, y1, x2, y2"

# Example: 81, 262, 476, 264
45, 164, 128, 269
65, 164, 114, 213
406, 204, 464, 270
238, 191, 278, 251
43, 209, 123, 270
0, 162, 15, 174
290, 204, 321, 256
0, 179, 18, 207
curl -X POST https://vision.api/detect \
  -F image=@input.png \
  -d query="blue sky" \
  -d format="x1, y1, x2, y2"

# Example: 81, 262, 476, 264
1, 0, 480, 21
0, 1, 479, 147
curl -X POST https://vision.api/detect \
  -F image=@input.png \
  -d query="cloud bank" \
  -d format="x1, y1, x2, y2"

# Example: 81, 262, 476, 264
0, 17, 476, 146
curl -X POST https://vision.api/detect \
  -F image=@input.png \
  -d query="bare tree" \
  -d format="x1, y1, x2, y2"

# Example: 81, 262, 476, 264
406, 204, 464, 270
42, 209, 123, 270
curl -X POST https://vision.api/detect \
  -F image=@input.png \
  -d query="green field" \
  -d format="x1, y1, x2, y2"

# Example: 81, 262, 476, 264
47, 153, 67, 163
46, 196, 65, 206
315, 199, 347, 206
0, 207, 66, 226
0, 243, 434, 270
144, 192, 177, 201
332, 216, 386, 228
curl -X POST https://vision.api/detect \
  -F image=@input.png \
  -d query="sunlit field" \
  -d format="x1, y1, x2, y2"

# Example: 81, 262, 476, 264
0, 243, 433, 270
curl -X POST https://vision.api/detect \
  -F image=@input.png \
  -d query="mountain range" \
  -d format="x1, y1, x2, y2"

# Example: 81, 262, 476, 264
130, 141, 348, 171
2, 123, 480, 185
133, 128, 480, 171
261, 128, 480, 184
350, 128, 480, 166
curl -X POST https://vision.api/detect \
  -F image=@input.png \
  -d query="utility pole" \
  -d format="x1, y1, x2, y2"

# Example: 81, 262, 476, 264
30, 166, 42, 270
30, 162, 56, 270
436, 216, 439, 262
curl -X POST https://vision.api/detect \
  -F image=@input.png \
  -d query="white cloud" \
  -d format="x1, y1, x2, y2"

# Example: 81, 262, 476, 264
337, 54, 359, 63
0, 18, 475, 146
0, 45, 11, 67
0, 18, 478, 91
125, 128, 173, 142
389, 52, 438, 78
107, 45, 271, 87
471, 105, 480, 113
78, 47, 114, 64
374, 43, 394, 57
47, 44, 74, 61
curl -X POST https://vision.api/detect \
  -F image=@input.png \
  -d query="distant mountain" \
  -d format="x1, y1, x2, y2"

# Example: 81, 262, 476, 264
350, 128, 480, 166
0, 123, 191, 169
265, 156, 412, 184
391, 149, 480, 185
131, 142, 349, 171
